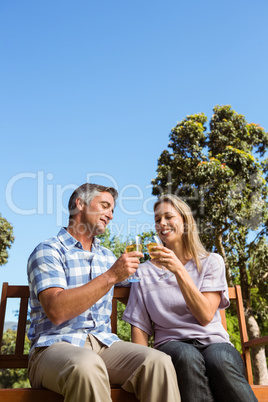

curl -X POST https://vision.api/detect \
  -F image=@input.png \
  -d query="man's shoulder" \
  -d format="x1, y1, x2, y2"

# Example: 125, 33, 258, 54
28, 234, 62, 262
36, 234, 61, 249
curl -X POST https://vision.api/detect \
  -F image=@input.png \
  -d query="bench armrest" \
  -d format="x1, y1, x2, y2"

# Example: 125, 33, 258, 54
244, 335, 268, 349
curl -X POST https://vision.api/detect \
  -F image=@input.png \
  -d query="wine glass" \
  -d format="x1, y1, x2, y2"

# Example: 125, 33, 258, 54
146, 235, 172, 280
125, 236, 142, 283
146, 235, 162, 259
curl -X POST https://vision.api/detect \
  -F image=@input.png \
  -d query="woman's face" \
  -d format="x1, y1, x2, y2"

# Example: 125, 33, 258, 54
154, 202, 184, 246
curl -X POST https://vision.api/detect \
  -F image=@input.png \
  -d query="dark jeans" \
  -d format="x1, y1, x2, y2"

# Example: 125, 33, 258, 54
157, 340, 257, 402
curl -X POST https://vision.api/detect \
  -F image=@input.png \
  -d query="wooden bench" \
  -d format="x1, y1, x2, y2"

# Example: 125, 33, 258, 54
0, 283, 138, 402
0, 282, 268, 401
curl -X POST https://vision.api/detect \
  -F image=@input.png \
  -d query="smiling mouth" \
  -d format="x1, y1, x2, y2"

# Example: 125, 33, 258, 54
161, 229, 173, 235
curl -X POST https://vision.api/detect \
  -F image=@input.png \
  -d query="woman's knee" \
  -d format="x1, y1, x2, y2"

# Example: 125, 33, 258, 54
204, 343, 245, 376
159, 341, 205, 369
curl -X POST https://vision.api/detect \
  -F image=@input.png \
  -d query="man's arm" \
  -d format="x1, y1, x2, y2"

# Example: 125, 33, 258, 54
39, 251, 143, 325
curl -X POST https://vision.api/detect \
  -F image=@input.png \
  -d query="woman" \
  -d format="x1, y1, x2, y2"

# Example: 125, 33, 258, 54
123, 194, 257, 402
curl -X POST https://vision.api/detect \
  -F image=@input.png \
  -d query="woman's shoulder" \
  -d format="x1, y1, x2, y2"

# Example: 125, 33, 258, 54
200, 253, 225, 273
203, 253, 224, 264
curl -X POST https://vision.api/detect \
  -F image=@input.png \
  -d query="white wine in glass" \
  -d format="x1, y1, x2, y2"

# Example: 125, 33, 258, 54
147, 235, 172, 280
146, 235, 162, 259
125, 236, 142, 283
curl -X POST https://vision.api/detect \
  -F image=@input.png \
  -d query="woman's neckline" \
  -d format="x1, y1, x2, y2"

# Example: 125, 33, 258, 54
147, 258, 193, 270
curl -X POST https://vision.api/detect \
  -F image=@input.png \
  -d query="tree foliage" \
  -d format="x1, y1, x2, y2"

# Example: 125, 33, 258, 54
0, 214, 14, 266
98, 228, 131, 341
97, 228, 126, 258
151, 104, 268, 383
0, 330, 31, 388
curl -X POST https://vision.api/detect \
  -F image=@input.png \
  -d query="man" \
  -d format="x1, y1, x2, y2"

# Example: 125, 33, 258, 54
27, 183, 180, 402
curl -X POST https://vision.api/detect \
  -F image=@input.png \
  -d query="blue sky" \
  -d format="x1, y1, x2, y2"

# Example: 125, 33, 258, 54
1, 0, 268, 320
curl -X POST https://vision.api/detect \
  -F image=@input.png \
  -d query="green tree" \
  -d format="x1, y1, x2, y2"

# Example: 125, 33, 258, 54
0, 214, 14, 266
0, 329, 31, 388
98, 228, 131, 340
152, 105, 268, 384
98, 227, 126, 258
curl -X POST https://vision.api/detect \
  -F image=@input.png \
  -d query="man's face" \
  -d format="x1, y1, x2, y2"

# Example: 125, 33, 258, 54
79, 191, 114, 237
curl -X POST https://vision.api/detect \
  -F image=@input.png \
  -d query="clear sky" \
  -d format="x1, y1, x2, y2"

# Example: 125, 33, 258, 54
1, 0, 268, 320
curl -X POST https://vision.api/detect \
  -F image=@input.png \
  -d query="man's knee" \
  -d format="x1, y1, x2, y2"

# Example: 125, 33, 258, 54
64, 350, 108, 383
129, 346, 174, 377
145, 347, 173, 366
57, 350, 111, 401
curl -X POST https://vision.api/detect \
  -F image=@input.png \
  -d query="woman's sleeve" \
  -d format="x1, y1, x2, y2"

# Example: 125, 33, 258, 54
122, 282, 153, 336
200, 253, 230, 309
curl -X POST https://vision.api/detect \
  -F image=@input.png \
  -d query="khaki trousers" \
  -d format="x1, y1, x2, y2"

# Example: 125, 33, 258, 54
28, 335, 181, 402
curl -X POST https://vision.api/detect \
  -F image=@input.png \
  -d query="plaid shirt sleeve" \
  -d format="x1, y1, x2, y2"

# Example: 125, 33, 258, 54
28, 242, 67, 299
27, 229, 121, 354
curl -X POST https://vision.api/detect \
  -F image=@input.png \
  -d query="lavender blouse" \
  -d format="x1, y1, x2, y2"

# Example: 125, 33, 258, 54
123, 253, 232, 348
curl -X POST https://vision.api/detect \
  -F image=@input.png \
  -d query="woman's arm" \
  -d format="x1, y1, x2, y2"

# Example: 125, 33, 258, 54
173, 264, 221, 326
153, 247, 221, 326
131, 325, 149, 346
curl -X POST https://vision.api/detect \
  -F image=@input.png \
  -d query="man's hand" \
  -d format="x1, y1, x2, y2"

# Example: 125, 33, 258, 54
109, 251, 144, 283
39, 251, 143, 326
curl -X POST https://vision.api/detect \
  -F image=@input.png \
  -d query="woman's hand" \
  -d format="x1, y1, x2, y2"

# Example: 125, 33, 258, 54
150, 245, 186, 274
151, 245, 221, 326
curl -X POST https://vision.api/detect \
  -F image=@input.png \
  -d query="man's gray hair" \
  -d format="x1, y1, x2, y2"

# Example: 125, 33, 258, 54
68, 183, 118, 218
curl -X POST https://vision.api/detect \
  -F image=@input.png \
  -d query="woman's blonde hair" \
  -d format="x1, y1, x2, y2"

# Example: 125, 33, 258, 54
154, 194, 209, 272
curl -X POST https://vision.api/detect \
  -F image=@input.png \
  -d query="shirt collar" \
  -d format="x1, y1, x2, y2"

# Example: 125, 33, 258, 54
57, 227, 100, 250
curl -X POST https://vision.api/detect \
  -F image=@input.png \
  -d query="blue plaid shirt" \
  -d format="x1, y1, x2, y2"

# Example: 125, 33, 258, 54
27, 228, 120, 356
